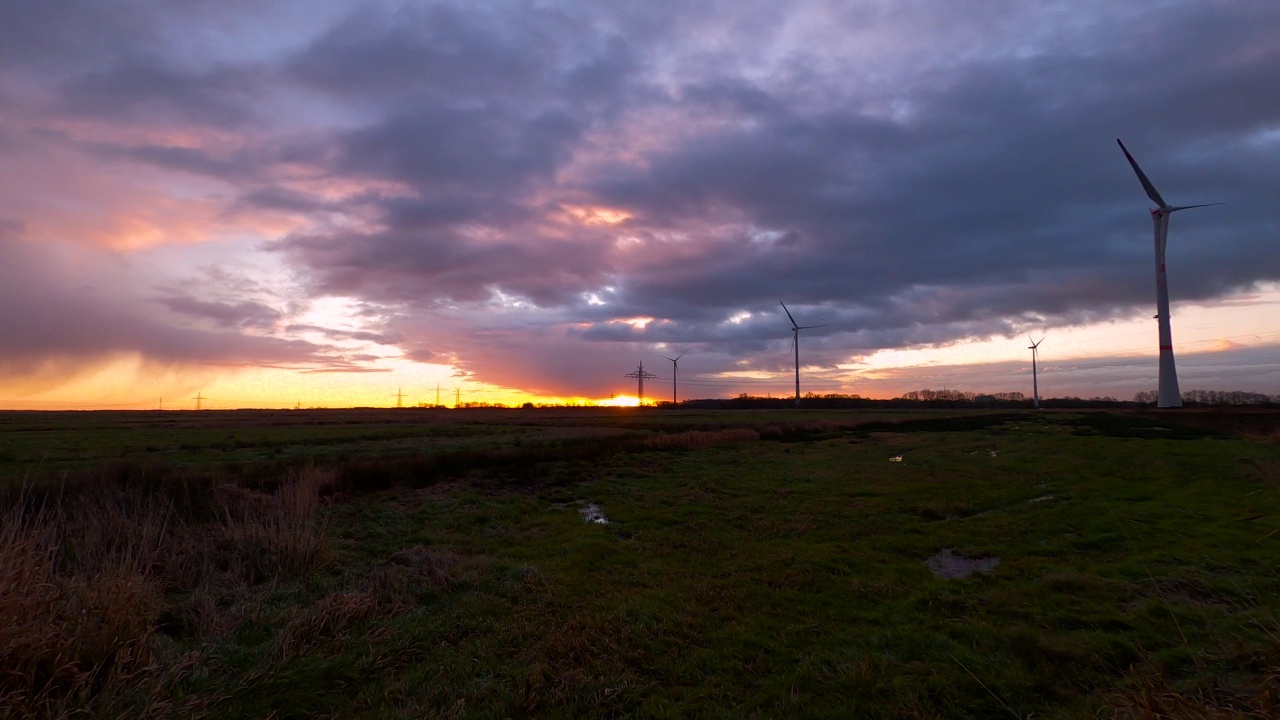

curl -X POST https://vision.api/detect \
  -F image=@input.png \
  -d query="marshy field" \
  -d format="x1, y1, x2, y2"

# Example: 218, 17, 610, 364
2, 407, 1278, 719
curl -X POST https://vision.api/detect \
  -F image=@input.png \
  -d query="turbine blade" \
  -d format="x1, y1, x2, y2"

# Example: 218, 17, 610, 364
660, 356, 674, 362
675, 349, 688, 361
1168, 202, 1224, 212
798, 324, 828, 330
780, 301, 798, 328
1117, 138, 1168, 209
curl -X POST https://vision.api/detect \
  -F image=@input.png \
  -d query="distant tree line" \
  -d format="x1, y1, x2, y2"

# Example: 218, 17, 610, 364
407, 389, 1278, 410
673, 388, 1278, 410
1132, 389, 1279, 406
898, 390, 1027, 402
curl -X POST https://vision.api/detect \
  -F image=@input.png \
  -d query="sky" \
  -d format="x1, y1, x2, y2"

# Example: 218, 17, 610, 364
1, 0, 1278, 409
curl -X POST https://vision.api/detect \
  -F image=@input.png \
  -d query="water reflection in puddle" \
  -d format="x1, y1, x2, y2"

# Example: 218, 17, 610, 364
926, 548, 1001, 579
580, 503, 610, 524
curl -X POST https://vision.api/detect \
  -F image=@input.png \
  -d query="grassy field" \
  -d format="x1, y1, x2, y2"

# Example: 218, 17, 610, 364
3, 408, 1278, 718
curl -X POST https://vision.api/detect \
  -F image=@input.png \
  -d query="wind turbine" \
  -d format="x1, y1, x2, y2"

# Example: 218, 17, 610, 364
1027, 335, 1044, 409
1117, 139, 1222, 408
780, 301, 827, 407
659, 349, 689, 405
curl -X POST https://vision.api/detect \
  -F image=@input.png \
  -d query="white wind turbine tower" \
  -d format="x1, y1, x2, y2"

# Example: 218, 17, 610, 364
1117, 139, 1222, 408
781, 301, 827, 407
659, 349, 688, 405
1027, 335, 1044, 409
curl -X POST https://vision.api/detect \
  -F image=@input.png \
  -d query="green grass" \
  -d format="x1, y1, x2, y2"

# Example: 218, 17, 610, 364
4, 409, 1279, 718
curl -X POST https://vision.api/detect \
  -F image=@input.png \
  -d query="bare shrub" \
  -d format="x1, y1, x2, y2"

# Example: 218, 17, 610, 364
644, 428, 760, 450
0, 465, 337, 718
0, 490, 179, 719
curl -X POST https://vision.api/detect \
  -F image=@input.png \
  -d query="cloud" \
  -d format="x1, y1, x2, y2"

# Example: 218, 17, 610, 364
0, 223, 353, 381
157, 295, 283, 330
3, 0, 1279, 401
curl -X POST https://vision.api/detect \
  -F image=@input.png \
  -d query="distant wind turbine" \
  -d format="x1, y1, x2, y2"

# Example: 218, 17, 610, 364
781, 301, 827, 407
1117, 139, 1222, 408
1027, 335, 1044, 409
659, 349, 689, 405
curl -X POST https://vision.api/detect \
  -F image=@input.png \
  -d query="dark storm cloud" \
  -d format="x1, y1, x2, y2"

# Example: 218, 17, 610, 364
275, 222, 614, 307
337, 105, 582, 196
58, 62, 262, 128
290, 1, 642, 108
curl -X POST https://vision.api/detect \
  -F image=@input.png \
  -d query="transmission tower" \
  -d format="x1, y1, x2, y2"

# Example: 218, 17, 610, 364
455, 387, 461, 408
436, 382, 441, 407
624, 362, 658, 405
392, 388, 405, 408
192, 392, 205, 411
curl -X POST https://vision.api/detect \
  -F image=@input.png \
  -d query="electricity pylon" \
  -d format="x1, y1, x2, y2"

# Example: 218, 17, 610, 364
624, 362, 659, 405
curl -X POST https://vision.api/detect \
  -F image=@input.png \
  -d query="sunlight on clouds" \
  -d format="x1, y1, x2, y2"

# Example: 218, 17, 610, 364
717, 370, 777, 380
293, 296, 382, 336
562, 204, 632, 226
489, 289, 531, 309
611, 317, 655, 329
856, 285, 1280, 374
581, 286, 617, 306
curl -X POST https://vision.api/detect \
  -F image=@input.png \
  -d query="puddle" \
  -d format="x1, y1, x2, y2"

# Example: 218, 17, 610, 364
579, 503, 610, 524
926, 548, 1001, 579
889, 455, 904, 462
1029, 494, 1054, 503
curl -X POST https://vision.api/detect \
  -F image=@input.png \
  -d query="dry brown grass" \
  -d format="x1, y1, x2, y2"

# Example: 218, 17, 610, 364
644, 428, 760, 450
0, 466, 335, 719
1107, 667, 1280, 719
279, 591, 379, 661
214, 468, 335, 584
